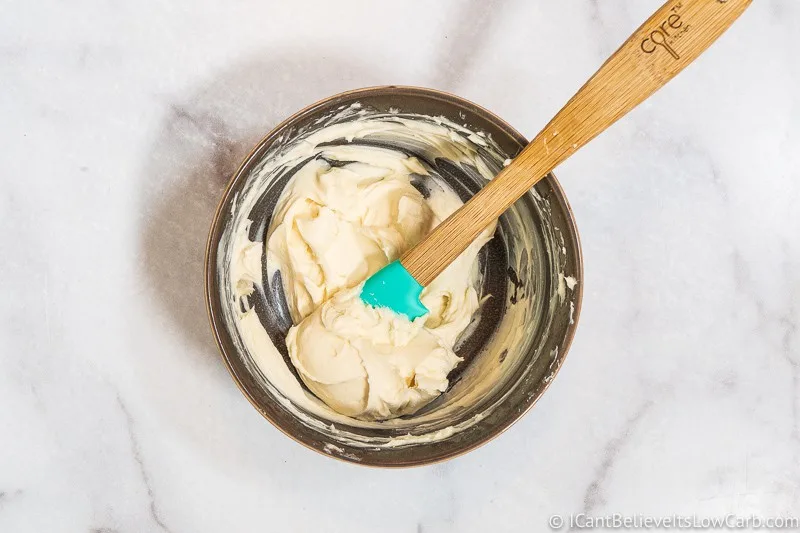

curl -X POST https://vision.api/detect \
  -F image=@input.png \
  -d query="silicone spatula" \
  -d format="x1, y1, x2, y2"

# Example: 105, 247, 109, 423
362, 0, 751, 319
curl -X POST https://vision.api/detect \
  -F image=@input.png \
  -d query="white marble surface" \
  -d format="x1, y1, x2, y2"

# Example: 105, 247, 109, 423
2, 0, 799, 531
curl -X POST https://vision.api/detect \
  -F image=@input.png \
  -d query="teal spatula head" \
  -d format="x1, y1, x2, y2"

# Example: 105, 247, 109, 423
360, 260, 428, 320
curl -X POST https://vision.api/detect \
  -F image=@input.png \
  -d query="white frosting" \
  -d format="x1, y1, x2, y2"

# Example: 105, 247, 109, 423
265, 145, 431, 323
264, 136, 494, 420
230, 221, 263, 303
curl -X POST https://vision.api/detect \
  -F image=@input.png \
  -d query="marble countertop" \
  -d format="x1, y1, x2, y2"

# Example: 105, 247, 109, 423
2, 0, 799, 531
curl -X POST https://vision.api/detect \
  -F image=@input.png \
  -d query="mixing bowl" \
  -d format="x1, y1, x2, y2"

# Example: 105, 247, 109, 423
205, 86, 582, 466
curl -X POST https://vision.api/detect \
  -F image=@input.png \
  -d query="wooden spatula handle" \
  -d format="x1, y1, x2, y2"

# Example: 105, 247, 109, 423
402, 0, 751, 286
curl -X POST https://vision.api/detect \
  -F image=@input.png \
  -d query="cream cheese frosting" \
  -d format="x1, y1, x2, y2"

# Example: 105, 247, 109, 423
218, 103, 560, 449
265, 141, 494, 419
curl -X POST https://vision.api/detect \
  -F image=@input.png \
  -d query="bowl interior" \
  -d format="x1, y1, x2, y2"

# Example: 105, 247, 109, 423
206, 87, 582, 466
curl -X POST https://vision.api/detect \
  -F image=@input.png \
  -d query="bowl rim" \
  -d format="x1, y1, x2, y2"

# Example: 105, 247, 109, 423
204, 85, 584, 467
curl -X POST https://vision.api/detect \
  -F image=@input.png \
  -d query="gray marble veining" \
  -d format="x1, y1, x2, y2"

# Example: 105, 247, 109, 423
1, 0, 798, 531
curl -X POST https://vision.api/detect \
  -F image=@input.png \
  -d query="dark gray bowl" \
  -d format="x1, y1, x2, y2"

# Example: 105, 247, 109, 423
205, 86, 582, 467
